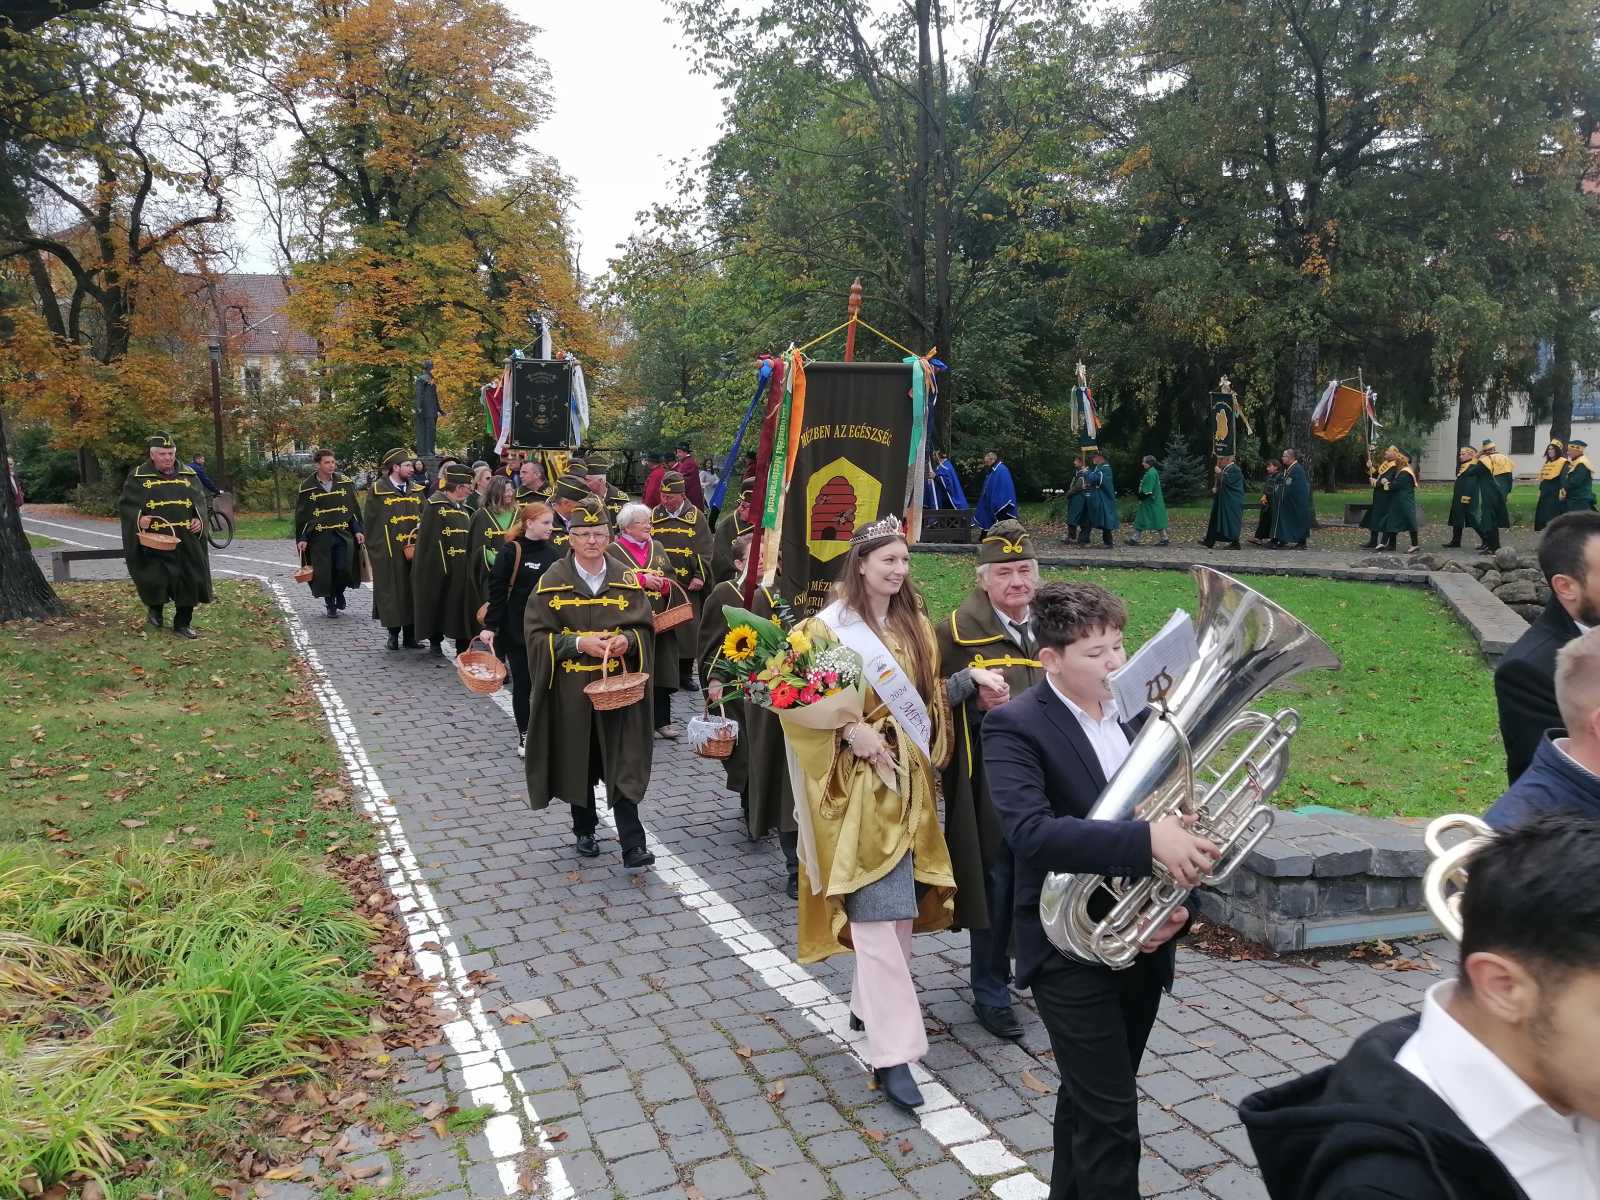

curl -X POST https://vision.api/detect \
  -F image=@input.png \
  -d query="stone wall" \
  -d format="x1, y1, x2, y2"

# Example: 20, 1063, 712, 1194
1198, 810, 1438, 952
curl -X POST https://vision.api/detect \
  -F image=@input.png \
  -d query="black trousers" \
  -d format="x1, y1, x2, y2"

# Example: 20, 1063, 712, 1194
653, 686, 673, 730
173, 604, 194, 629
1032, 952, 1166, 1200
504, 642, 532, 734
573, 722, 647, 852
1077, 526, 1113, 547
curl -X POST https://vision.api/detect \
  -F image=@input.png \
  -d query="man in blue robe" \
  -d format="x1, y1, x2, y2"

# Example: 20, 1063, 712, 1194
1076, 449, 1117, 548
974, 450, 1017, 531
930, 450, 968, 509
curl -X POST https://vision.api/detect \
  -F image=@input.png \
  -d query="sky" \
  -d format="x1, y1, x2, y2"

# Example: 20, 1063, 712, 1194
516, 0, 725, 282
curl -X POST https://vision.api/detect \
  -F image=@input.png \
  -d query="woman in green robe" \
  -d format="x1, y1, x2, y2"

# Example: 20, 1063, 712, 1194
1129, 455, 1168, 545
1359, 451, 1398, 550
1535, 440, 1569, 530
1374, 447, 1419, 552
466, 476, 518, 628
1564, 441, 1597, 512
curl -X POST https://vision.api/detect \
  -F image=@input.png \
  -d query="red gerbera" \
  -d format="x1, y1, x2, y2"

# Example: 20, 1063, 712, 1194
770, 682, 799, 709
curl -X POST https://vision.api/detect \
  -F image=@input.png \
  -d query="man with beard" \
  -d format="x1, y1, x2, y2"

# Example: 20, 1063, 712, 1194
1496, 512, 1600, 783
652, 470, 714, 690
411, 462, 476, 656
936, 519, 1045, 1041
1271, 448, 1312, 549
118, 433, 212, 638
295, 449, 364, 619
524, 496, 659, 867
364, 448, 423, 651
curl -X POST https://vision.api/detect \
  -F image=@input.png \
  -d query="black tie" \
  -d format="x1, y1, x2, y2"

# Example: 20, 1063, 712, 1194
1010, 619, 1032, 657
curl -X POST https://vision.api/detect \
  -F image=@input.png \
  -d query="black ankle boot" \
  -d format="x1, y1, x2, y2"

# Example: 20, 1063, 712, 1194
873, 1064, 923, 1111
386, 630, 400, 651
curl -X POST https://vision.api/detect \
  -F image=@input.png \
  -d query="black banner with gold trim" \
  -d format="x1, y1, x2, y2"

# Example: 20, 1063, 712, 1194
778, 362, 914, 614
1211, 394, 1238, 458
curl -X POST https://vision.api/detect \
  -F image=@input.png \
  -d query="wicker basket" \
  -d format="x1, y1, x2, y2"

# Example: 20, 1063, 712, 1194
455, 637, 506, 695
403, 543, 416, 561
293, 564, 314, 583
688, 712, 739, 760
137, 529, 180, 552
584, 642, 649, 711
653, 580, 695, 633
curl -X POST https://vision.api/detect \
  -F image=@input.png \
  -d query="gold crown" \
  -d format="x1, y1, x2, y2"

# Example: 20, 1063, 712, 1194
850, 513, 904, 546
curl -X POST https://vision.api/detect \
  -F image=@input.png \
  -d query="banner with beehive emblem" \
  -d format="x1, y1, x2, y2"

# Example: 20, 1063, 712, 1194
777, 361, 916, 614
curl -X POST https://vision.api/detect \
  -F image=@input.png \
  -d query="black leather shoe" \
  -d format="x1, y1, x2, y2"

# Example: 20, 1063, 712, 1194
575, 835, 600, 858
326, 605, 339, 618
848, 1014, 864, 1032
623, 846, 656, 869
786, 872, 799, 901
335, 591, 347, 610
386, 631, 400, 651
874, 1064, 923, 1111
146, 607, 163, 629
974, 1003, 1023, 1040
172, 626, 198, 640
429, 641, 443, 656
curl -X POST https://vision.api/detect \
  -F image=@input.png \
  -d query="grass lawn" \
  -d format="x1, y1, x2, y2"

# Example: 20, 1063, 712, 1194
231, 512, 296, 540
912, 556, 1503, 819
0, 583, 446, 1197
25, 532, 58, 549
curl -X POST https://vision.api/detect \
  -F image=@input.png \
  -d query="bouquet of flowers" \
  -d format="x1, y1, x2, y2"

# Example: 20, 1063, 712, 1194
715, 605, 862, 711
716, 604, 893, 788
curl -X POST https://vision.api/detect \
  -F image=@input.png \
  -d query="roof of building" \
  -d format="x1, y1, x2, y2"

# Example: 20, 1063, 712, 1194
191, 273, 319, 358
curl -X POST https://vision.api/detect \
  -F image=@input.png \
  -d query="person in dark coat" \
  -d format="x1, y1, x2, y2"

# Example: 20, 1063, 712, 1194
118, 433, 213, 637
477, 501, 561, 758
1076, 449, 1117, 548
1201, 455, 1244, 549
1240, 815, 1600, 1200
1063, 455, 1088, 543
935, 520, 1044, 1041
523, 497, 659, 868
983, 582, 1220, 1200
1564, 439, 1597, 512
1535, 439, 1570, 531
364, 447, 423, 650
411, 463, 476, 656
1495, 511, 1600, 782
188, 453, 222, 498
1251, 459, 1282, 544
652, 470, 713, 689
974, 450, 1018, 531
1373, 446, 1419, 552
671, 443, 708, 510
1358, 451, 1398, 550
1487, 630, 1600, 828
295, 449, 364, 618
1272, 448, 1312, 548
710, 478, 756, 583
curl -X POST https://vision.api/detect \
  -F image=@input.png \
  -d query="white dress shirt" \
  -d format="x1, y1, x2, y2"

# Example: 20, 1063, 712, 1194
992, 607, 1032, 652
1046, 677, 1131, 781
575, 558, 609, 595
1397, 981, 1600, 1200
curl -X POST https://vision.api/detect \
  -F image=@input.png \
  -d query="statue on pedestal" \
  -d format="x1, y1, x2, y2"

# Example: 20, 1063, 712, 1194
413, 361, 443, 459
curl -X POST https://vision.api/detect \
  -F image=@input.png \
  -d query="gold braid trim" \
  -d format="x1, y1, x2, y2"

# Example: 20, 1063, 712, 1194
970, 653, 1042, 671
549, 595, 628, 611
561, 659, 622, 674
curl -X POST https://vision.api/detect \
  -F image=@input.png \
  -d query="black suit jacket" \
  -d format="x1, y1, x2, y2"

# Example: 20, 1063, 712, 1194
1495, 597, 1580, 783
983, 681, 1178, 989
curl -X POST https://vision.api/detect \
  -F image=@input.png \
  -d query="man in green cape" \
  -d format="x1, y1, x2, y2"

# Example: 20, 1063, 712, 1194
1373, 446, 1420, 552
364, 447, 423, 650
652, 469, 714, 689
1535, 440, 1569, 531
936, 518, 1045, 1041
411, 462, 475, 655
523, 496, 659, 868
1564, 440, 1597, 513
1449, 447, 1510, 554
1201, 455, 1244, 549
1129, 454, 1168, 546
294, 448, 364, 619
1271, 448, 1312, 548
583, 453, 630, 523
549, 471, 592, 553
118, 432, 213, 637
711, 477, 756, 583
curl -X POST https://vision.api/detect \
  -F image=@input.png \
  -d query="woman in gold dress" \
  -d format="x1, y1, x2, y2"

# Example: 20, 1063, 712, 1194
786, 514, 956, 1111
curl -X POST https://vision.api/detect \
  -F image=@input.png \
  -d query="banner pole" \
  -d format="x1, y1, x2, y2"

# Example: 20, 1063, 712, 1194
843, 278, 862, 364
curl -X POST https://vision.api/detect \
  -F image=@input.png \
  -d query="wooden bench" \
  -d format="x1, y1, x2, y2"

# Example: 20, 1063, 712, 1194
1343, 502, 1372, 526
50, 548, 124, 582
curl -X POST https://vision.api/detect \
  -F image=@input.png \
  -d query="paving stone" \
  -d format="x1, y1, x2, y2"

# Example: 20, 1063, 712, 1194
596, 1121, 661, 1159
611, 1149, 678, 1193
900, 1161, 981, 1199
805, 1129, 874, 1167
693, 1156, 755, 1199
829, 1156, 902, 1198
640, 1063, 697, 1103
1201, 1162, 1272, 1199
1148, 1129, 1229, 1171
734, 1127, 806, 1168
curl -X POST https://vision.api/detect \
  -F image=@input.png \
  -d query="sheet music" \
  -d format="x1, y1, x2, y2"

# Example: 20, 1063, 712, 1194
1110, 609, 1198, 718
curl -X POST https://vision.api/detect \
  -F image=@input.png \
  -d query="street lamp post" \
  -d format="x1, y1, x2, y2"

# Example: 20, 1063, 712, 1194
207, 337, 226, 487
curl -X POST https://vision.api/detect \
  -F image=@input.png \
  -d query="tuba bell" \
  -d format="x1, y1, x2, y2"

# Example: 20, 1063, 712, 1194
1038, 567, 1342, 969
1421, 813, 1494, 942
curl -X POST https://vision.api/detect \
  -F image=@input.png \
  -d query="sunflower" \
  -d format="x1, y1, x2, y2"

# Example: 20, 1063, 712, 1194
724, 625, 759, 662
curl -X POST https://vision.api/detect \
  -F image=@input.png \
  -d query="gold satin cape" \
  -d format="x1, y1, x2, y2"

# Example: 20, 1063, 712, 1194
787, 614, 956, 964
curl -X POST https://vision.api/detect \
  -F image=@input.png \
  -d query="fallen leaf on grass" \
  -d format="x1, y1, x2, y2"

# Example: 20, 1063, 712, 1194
263, 1164, 306, 1181
1021, 1070, 1051, 1095
429, 1119, 448, 1139
419, 1101, 446, 1120
118, 818, 147, 829
766, 1080, 786, 1102
343, 1164, 384, 1180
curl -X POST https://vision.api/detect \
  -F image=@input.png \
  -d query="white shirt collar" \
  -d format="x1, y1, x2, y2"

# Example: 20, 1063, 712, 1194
574, 558, 609, 593
992, 606, 1031, 636
1046, 676, 1120, 725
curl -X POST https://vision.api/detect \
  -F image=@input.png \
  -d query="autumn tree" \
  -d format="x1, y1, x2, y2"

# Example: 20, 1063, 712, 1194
240, 0, 604, 462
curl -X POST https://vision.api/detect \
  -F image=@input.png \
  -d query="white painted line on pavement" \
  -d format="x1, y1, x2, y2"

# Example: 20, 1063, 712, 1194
461, 653, 1048, 1199
267, 580, 572, 1199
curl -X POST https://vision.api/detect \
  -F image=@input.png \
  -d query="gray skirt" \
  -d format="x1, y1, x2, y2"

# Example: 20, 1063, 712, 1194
843, 851, 917, 922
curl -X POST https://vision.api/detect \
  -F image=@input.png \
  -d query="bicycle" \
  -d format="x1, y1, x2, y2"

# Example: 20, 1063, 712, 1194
205, 492, 236, 550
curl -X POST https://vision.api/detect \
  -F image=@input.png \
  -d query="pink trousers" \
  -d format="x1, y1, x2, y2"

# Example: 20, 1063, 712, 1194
848, 919, 928, 1069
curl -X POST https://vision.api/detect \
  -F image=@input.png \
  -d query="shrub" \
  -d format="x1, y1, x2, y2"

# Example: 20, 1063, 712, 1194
10, 426, 80, 504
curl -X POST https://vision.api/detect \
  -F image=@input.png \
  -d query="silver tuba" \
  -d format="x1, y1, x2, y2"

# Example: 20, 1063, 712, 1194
1421, 814, 1494, 942
1038, 567, 1342, 969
